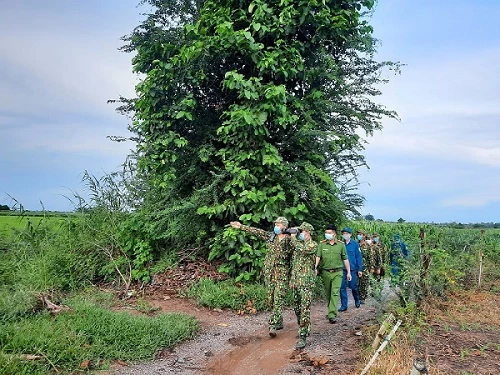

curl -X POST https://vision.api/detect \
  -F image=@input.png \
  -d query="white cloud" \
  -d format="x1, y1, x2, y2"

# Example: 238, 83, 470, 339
441, 193, 500, 208
0, 3, 140, 118
2, 118, 134, 158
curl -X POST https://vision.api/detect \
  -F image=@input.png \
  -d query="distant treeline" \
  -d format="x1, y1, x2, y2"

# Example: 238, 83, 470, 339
0, 210, 75, 217
0, 209, 498, 228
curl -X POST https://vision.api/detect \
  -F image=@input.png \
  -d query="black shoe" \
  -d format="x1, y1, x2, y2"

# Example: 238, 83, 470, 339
355, 302, 361, 308
276, 324, 284, 330
338, 307, 347, 312
329, 318, 337, 324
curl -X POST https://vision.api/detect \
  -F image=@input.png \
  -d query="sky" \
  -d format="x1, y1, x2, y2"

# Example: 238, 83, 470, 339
1, 0, 499, 223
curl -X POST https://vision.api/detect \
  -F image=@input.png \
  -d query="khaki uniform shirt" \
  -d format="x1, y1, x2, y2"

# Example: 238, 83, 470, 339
316, 240, 347, 270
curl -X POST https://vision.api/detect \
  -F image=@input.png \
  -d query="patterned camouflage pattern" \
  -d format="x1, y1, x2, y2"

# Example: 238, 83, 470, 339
240, 224, 292, 328
358, 241, 373, 301
373, 241, 387, 278
290, 237, 317, 337
371, 239, 386, 298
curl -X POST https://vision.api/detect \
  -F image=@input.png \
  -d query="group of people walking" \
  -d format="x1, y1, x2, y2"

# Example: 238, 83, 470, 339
230, 217, 393, 350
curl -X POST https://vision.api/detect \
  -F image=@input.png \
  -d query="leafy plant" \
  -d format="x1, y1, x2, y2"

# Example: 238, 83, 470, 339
117, 0, 401, 278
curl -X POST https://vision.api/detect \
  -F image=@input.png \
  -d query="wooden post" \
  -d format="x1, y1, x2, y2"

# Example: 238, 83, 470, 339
478, 229, 484, 288
371, 313, 395, 350
360, 320, 402, 375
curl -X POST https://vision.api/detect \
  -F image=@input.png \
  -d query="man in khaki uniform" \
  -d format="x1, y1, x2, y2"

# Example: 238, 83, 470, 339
315, 224, 351, 323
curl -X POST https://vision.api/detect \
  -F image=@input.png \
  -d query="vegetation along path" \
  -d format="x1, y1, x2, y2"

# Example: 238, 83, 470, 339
110, 288, 390, 375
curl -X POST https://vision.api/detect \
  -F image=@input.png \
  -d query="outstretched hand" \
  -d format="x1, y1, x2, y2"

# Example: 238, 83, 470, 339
230, 221, 242, 229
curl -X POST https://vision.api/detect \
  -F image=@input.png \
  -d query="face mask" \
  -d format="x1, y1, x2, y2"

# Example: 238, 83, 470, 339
356, 234, 363, 241
325, 233, 334, 241
342, 233, 351, 241
298, 233, 305, 241
274, 226, 281, 234
373, 237, 379, 243
366, 240, 372, 245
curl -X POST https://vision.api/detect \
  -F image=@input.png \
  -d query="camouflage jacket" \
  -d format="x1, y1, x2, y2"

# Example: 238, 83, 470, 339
240, 224, 292, 275
290, 238, 317, 287
374, 243, 387, 269
360, 241, 374, 270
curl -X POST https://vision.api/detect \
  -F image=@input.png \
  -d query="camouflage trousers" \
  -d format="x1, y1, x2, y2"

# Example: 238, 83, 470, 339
358, 272, 370, 301
265, 266, 288, 328
292, 282, 314, 337
359, 273, 383, 301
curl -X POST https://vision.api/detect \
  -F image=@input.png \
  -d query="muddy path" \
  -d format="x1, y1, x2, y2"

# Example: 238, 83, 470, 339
110, 290, 391, 375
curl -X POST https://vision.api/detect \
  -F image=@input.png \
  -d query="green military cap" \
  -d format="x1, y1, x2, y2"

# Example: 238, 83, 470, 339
275, 216, 289, 226
357, 229, 366, 235
298, 222, 314, 233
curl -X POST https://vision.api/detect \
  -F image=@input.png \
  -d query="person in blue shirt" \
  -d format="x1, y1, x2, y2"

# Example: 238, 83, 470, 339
338, 227, 363, 311
390, 234, 409, 286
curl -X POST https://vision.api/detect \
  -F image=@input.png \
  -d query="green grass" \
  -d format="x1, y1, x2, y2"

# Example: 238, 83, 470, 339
0, 291, 199, 375
185, 277, 326, 311
186, 278, 269, 311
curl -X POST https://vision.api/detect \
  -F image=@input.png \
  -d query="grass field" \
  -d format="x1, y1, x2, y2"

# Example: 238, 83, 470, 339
0, 213, 75, 241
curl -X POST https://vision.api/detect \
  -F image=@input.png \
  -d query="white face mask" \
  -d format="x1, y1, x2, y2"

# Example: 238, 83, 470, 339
366, 240, 372, 245
342, 233, 351, 241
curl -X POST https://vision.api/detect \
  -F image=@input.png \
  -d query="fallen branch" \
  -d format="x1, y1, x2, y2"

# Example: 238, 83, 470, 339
360, 319, 402, 375
40, 294, 70, 315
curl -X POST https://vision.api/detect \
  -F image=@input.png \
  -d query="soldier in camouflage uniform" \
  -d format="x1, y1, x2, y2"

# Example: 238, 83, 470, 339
371, 232, 384, 279
368, 232, 385, 299
356, 229, 372, 304
230, 217, 292, 337
290, 222, 317, 349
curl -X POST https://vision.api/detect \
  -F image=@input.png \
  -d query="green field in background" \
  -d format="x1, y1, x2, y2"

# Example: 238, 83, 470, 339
0, 213, 71, 238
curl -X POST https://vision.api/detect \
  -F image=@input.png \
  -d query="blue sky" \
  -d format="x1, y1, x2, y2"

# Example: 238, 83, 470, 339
1, 1, 499, 223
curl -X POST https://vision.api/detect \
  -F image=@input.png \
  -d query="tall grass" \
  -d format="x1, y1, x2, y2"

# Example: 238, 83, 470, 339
0, 292, 199, 375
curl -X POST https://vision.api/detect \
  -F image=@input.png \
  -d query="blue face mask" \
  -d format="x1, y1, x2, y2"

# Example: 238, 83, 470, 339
274, 226, 281, 234
325, 233, 334, 241
357, 234, 363, 241
373, 237, 379, 243
298, 233, 305, 241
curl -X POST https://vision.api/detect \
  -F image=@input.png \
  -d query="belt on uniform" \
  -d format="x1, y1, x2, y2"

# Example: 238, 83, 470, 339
325, 268, 343, 272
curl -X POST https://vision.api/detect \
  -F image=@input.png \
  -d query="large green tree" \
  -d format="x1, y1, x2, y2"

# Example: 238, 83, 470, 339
121, 0, 400, 279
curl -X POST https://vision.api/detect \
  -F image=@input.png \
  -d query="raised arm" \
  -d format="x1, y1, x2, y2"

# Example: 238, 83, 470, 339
230, 221, 270, 240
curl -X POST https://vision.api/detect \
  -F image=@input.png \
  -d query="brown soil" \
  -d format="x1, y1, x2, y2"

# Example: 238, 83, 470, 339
422, 291, 500, 375
111, 266, 500, 375
113, 290, 380, 375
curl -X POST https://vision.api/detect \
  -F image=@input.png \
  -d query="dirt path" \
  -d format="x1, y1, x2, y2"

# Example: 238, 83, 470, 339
110, 289, 393, 375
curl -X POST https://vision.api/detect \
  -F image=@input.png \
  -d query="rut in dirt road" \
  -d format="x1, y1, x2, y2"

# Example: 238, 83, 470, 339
111, 289, 392, 375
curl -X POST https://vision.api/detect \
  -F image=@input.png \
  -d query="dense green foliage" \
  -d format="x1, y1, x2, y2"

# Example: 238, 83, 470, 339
119, 0, 400, 278
0, 204, 199, 373
345, 221, 500, 302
